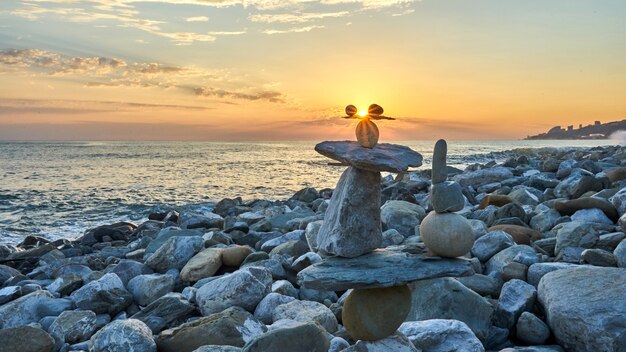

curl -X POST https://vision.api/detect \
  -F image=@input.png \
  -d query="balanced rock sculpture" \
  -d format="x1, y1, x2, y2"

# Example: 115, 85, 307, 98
420, 139, 475, 258
300, 117, 476, 342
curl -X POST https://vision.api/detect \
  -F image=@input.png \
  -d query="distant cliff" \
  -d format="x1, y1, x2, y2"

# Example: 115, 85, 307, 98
525, 119, 626, 140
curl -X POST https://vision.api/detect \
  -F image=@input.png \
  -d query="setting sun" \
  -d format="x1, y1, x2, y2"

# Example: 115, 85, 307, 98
357, 110, 368, 117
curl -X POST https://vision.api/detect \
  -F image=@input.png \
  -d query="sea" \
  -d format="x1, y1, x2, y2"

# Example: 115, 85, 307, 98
0, 140, 619, 244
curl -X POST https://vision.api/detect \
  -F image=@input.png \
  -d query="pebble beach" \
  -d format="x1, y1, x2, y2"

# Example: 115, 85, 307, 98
1, 142, 626, 352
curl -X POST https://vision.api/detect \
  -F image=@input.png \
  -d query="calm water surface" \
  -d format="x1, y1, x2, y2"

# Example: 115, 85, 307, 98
0, 140, 616, 244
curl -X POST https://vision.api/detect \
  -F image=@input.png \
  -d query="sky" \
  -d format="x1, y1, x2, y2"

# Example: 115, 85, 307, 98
0, 0, 625, 141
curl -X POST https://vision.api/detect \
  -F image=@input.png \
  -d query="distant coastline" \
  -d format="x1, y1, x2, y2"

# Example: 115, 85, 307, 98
525, 119, 626, 140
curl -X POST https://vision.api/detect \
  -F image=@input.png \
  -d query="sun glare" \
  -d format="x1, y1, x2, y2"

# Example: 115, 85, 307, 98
357, 110, 367, 117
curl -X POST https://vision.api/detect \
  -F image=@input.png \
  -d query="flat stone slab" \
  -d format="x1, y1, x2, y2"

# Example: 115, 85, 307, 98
315, 141, 423, 173
297, 247, 475, 291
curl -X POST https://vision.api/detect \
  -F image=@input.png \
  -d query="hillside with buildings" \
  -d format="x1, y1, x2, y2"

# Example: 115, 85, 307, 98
525, 119, 626, 140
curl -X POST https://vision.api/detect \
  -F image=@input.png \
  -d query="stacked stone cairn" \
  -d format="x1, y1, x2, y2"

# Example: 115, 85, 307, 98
420, 139, 476, 257
298, 109, 477, 343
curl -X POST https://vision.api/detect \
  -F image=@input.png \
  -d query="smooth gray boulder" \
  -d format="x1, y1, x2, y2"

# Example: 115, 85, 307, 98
241, 321, 329, 352
156, 307, 267, 352
538, 266, 626, 352
297, 247, 474, 291
398, 319, 485, 352
609, 187, 626, 216
527, 262, 580, 287
196, 269, 271, 316
431, 181, 465, 213
144, 228, 204, 256
90, 319, 156, 352
406, 277, 493, 341
145, 236, 204, 273
127, 273, 175, 306
314, 141, 423, 173
381, 200, 425, 237
253, 293, 296, 324
471, 230, 515, 262
516, 311, 550, 345
485, 245, 537, 278
452, 166, 513, 188
554, 221, 599, 256
272, 300, 338, 333
69, 273, 132, 315
316, 166, 382, 258
0, 325, 55, 352
131, 293, 196, 333
49, 310, 97, 349
493, 279, 537, 329
614, 239, 626, 268
0, 290, 73, 329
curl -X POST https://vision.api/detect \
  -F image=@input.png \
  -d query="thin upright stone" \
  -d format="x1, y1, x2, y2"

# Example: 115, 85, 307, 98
432, 139, 448, 184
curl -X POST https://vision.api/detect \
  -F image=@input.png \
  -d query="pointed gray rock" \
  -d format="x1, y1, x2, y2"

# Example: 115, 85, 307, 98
432, 139, 448, 184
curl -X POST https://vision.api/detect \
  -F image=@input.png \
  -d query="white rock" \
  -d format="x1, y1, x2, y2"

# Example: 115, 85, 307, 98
399, 319, 485, 352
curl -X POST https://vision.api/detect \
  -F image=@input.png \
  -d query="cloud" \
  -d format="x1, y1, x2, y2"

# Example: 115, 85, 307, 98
249, 11, 349, 24
186, 16, 209, 22
194, 87, 285, 103
262, 25, 325, 35
0, 48, 287, 104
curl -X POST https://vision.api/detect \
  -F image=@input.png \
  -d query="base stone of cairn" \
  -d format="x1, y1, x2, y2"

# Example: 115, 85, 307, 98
305, 139, 476, 342
420, 139, 475, 258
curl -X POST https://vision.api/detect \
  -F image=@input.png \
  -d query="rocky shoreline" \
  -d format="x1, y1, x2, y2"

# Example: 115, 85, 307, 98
0, 144, 625, 352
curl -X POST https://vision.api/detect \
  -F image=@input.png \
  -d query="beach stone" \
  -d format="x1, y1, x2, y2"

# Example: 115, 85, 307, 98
610, 187, 626, 216
127, 273, 175, 306
145, 236, 204, 273
342, 285, 411, 341
453, 166, 513, 188
222, 245, 253, 267
431, 139, 448, 184
502, 261, 528, 281
304, 220, 323, 252
342, 334, 420, 352
606, 167, 626, 183
538, 266, 626, 352
471, 230, 515, 262
196, 268, 271, 316
192, 346, 242, 352
291, 252, 322, 272
431, 181, 465, 213
493, 279, 536, 329
46, 275, 82, 296
156, 307, 266, 352
131, 292, 195, 333
488, 224, 542, 244
272, 300, 338, 333
468, 219, 488, 238
509, 188, 540, 206
107, 259, 154, 286
455, 274, 501, 297
530, 209, 561, 232
381, 200, 425, 237
299, 287, 337, 303
581, 248, 617, 267
382, 229, 405, 247
253, 293, 296, 324
554, 221, 599, 255
315, 141, 423, 173
291, 187, 320, 202
485, 245, 537, 278
316, 166, 382, 258
407, 278, 493, 340
0, 290, 73, 328
398, 319, 485, 352
269, 239, 309, 258
516, 311, 550, 345
297, 247, 474, 291
49, 310, 97, 349
90, 319, 156, 352
0, 325, 55, 352
70, 273, 132, 315
80, 222, 136, 245
479, 194, 514, 209
271, 280, 298, 298
241, 321, 329, 352
554, 169, 601, 199
179, 211, 224, 230
488, 202, 527, 225
615, 239, 626, 268
329, 337, 350, 352
571, 208, 613, 224
420, 212, 474, 258
144, 228, 203, 256
260, 229, 305, 252
554, 197, 619, 222
0, 285, 22, 304
0, 264, 21, 284
181, 248, 223, 282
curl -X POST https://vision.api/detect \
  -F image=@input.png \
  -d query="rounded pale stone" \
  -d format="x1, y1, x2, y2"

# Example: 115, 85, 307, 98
345, 105, 357, 117
222, 246, 253, 267
431, 139, 448, 184
342, 285, 411, 341
355, 119, 379, 149
420, 212, 474, 258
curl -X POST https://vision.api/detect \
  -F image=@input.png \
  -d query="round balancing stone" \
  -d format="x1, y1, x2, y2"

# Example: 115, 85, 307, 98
345, 104, 358, 117
419, 212, 475, 258
355, 119, 379, 148
342, 285, 412, 341
368, 104, 384, 117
